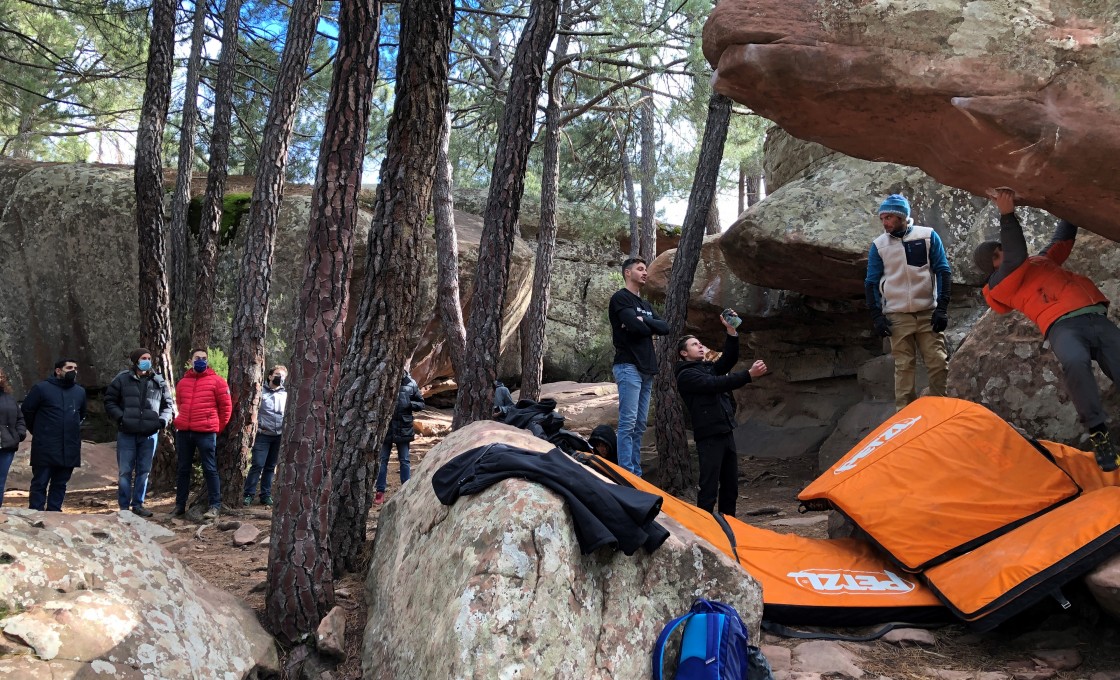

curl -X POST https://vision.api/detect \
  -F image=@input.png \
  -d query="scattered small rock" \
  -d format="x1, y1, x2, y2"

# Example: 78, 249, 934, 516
1030, 648, 1081, 671
249, 580, 267, 594
769, 515, 829, 528
761, 644, 791, 673
881, 628, 937, 646
334, 588, 352, 600
792, 640, 865, 678
744, 506, 781, 516
316, 606, 347, 660
233, 524, 261, 547
217, 520, 242, 531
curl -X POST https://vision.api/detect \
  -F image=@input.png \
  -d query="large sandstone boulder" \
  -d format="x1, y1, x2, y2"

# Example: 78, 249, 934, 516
947, 231, 1120, 443
703, 0, 1120, 243
540, 240, 619, 383
363, 421, 763, 679
0, 509, 278, 678
763, 127, 834, 194
513, 381, 619, 433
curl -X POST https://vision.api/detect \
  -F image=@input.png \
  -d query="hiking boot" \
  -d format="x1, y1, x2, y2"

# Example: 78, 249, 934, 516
170, 505, 186, 518
202, 505, 220, 521
261, 496, 274, 507
374, 491, 385, 505
131, 505, 154, 518
1090, 430, 1119, 472
243, 494, 253, 507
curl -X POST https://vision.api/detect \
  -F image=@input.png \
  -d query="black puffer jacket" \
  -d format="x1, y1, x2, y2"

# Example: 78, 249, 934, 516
22, 376, 86, 467
674, 334, 753, 440
0, 392, 26, 450
104, 370, 174, 436
386, 374, 425, 444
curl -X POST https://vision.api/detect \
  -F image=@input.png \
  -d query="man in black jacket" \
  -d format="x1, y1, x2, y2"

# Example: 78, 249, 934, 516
675, 312, 768, 516
104, 348, 174, 517
22, 358, 87, 511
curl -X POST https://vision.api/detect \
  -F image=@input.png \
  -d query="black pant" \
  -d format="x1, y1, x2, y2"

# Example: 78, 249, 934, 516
696, 432, 738, 516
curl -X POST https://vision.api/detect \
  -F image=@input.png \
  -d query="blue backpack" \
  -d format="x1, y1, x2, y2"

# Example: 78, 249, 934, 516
652, 599, 774, 680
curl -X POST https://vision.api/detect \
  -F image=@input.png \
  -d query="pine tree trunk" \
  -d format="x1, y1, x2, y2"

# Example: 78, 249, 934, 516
638, 96, 657, 261
705, 192, 722, 235
169, 0, 207, 364
217, 0, 324, 508
452, 0, 561, 427
330, 0, 453, 575
433, 111, 467, 377
620, 134, 640, 259
653, 92, 733, 496
265, 0, 379, 645
188, 0, 242, 354
746, 174, 761, 207
519, 31, 570, 403
133, 0, 176, 432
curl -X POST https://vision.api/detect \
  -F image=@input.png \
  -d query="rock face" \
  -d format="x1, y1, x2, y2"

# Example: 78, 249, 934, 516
363, 421, 763, 679
704, 0, 1120, 243
0, 509, 278, 678
947, 231, 1120, 442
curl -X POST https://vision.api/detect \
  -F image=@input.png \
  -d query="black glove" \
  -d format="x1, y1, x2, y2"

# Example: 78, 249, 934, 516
931, 308, 948, 333
872, 313, 892, 337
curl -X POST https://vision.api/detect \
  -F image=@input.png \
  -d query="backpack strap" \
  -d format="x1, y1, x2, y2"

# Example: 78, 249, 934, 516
710, 513, 741, 565
652, 611, 696, 680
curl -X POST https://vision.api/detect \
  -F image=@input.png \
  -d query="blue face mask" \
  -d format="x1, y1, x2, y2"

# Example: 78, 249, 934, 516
193, 359, 208, 373
138, 359, 153, 372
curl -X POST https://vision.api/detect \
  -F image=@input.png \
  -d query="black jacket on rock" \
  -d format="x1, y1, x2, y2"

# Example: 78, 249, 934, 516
22, 376, 86, 468
0, 392, 26, 450
432, 443, 669, 556
674, 334, 753, 440
104, 370, 174, 436
386, 374, 425, 444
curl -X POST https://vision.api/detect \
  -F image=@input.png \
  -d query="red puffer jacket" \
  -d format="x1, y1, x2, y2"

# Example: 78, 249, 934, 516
173, 368, 232, 433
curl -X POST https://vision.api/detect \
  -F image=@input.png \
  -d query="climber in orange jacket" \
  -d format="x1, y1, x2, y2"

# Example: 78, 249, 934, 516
974, 189, 1120, 471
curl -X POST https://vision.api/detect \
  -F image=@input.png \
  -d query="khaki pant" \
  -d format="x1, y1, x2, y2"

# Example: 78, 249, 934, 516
886, 311, 949, 411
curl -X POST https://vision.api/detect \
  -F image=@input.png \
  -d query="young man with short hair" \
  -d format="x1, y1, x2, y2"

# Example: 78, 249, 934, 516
22, 358, 86, 511
974, 189, 1120, 471
173, 348, 232, 519
608, 257, 670, 476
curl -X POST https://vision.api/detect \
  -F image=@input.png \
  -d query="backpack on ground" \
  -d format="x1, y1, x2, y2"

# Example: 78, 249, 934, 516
652, 598, 774, 680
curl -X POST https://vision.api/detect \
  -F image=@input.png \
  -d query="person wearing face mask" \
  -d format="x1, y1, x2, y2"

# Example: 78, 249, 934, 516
104, 348, 174, 517
21, 358, 87, 511
173, 349, 232, 520
865, 194, 953, 411
243, 365, 287, 507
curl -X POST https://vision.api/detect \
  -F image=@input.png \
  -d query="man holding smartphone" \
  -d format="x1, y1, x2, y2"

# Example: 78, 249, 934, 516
675, 310, 768, 517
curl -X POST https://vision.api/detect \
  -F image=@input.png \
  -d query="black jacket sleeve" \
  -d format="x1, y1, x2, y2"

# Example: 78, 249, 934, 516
644, 309, 671, 336
676, 365, 753, 395
710, 334, 740, 376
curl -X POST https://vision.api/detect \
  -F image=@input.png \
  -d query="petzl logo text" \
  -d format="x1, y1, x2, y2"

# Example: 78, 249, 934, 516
834, 416, 922, 474
786, 569, 916, 595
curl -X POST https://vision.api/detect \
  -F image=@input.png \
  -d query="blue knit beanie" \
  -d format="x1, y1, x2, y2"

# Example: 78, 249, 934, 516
878, 194, 911, 219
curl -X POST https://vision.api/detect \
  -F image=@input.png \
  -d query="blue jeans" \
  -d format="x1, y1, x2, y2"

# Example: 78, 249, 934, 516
175, 431, 220, 509
29, 465, 74, 511
613, 363, 653, 477
376, 440, 411, 493
244, 432, 281, 499
117, 432, 159, 510
0, 448, 15, 507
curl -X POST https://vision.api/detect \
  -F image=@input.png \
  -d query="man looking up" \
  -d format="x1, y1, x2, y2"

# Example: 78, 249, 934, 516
608, 257, 670, 476
974, 189, 1120, 471
865, 194, 952, 410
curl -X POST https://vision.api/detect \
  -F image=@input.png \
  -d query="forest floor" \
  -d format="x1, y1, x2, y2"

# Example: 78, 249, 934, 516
13, 410, 1120, 679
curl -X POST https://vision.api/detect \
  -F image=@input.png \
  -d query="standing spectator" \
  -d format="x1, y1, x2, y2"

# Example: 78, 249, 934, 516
243, 365, 287, 507
0, 367, 27, 507
21, 358, 86, 511
104, 348, 173, 518
375, 370, 425, 505
173, 349, 232, 520
608, 256, 671, 476
865, 194, 952, 410
975, 189, 1120, 470
675, 312, 768, 517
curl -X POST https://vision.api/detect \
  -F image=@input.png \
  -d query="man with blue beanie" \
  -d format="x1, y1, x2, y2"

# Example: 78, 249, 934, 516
865, 194, 952, 410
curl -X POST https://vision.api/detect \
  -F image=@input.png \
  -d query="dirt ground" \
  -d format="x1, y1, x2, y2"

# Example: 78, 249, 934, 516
12, 417, 1120, 679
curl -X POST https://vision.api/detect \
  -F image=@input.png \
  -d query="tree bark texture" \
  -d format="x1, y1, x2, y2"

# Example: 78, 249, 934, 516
169, 0, 207, 364
638, 95, 657, 262
330, 0, 453, 575
705, 192, 722, 235
746, 174, 761, 208
218, 0, 324, 508
618, 124, 640, 259
452, 0, 561, 427
518, 29, 571, 403
265, 0, 380, 645
189, 0, 242, 354
433, 110, 467, 377
653, 92, 732, 496
737, 159, 746, 215
133, 0, 177, 492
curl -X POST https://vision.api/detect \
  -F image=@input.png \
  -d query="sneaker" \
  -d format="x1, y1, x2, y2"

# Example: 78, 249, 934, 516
243, 495, 253, 507
261, 496, 274, 507
171, 505, 186, 518
131, 506, 154, 518
202, 505, 220, 520
1090, 430, 1119, 472
374, 491, 385, 505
